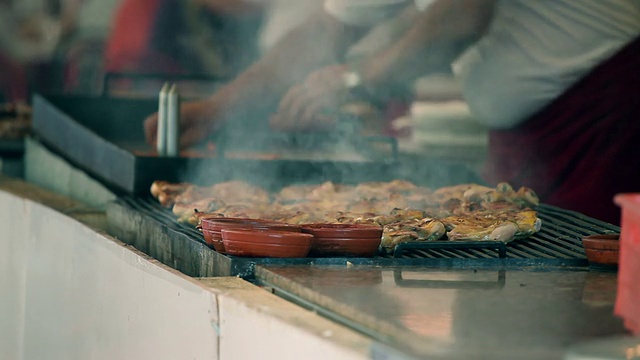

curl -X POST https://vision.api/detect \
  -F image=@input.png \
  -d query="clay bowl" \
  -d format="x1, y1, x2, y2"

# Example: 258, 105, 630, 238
301, 223, 383, 239
200, 217, 282, 231
582, 234, 620, 269
200, 218, 301, 253
221, 229, 313, 258
301, 223, 383, 257
201, 228, 228, 253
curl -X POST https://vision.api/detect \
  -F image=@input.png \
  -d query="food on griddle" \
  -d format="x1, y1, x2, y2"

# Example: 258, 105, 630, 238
150, 179, 541, 253
441, 208, 541, 242
150, 181, 193, 207
380, 218, 446, 251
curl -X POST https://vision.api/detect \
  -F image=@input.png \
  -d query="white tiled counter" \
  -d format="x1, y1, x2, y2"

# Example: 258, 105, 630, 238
0, 177, 372, 360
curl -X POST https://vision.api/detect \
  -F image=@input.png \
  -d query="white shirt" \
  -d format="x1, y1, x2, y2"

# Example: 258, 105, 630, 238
324, 0, 640, 128
255, 1, 323, 52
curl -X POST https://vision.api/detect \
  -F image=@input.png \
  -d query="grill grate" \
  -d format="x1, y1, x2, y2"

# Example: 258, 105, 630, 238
121, 197, 619, 262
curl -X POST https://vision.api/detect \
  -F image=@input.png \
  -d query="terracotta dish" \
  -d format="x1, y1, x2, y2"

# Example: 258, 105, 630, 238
301, 223, 383, 239
221, 229, 313, 258
582, 234, 620, 269
200, 217, 290, 231
302, 223, 383, 257
199, 218, 301, 253
201, 228, 224, 252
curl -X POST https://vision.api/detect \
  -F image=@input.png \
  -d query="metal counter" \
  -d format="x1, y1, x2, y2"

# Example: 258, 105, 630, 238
256, 264, 626, 360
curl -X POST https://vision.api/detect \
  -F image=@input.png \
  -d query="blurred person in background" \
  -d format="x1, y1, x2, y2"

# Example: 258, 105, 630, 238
0, 0, 61, 101
104, 0, 266, 86
144, 0, 640, 225
0, 0, 121, 98
51, 0, 120, 94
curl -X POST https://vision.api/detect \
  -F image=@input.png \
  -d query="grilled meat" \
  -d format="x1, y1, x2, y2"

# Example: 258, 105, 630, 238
150, 180, 542, 252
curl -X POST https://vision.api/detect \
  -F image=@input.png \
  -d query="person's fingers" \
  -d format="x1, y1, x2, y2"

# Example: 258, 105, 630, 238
178, 105, 214, 149
298, 98, 327, 129
179, 124, 208, 149
306, 65, 346, 96
143, 113, 159, 146
277, 84, 304, 114
269, 114, 287, 131
145, 100, 217, 150
313, 113, 337, 131
278, 85, 312, 126
269, 113, 299, 132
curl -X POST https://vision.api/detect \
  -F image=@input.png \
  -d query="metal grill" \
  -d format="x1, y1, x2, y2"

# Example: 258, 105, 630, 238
120, 197, 619, 262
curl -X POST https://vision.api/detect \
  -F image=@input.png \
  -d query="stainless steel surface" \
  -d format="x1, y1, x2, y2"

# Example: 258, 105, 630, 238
256, 265, 627, 359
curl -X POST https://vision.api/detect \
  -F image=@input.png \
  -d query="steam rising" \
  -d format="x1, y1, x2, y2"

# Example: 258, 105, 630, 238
1, 0, 483, 190
179, 0, 482, 191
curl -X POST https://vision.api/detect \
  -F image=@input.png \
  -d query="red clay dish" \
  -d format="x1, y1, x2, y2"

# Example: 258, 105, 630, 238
582, 234, 620, 268
201, 228, 225, 252
200, 217, 281, 231
221, 229, 313, 258
199, 218, 302, 253
301, 223, 383, 239
301, 223, 382, 257
224, 241, 310, 258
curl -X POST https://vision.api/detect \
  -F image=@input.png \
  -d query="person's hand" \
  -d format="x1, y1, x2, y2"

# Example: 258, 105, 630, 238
270, 64, 349, 132
144, 99, 220, 150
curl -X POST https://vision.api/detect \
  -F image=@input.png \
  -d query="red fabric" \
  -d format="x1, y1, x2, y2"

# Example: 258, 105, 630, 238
104, 0, 180, 74
484, 36, 640, 225
0, 52, 28, 102
613, 194, 640, 335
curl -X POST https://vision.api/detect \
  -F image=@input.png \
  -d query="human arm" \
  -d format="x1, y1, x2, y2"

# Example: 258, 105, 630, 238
357, 0, 496, 91
271, 0, 497, 131
144, 9, 367, 148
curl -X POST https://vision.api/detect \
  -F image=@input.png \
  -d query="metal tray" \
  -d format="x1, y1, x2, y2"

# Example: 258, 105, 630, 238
31, 94, 481, 195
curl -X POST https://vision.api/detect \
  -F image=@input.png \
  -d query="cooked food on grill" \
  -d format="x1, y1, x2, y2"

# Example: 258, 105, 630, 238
149, 179, 541, 252
380, 218, 446, 251
440, 208, 541, 242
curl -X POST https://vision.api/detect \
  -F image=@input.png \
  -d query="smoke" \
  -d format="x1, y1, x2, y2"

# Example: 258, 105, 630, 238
2, 0, 483, 192
180, 0, 483, 191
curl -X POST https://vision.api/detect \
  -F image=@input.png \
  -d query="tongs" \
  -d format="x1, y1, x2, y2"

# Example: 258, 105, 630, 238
157, 83, 180, 157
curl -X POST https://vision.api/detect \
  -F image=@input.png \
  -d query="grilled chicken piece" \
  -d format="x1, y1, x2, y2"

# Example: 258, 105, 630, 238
151, 180, 194, 207
481, 182, 539, 207
441, 208, 541, 242
209, 181, 271, 205
355, 180, 420, 197
174, 186, 220, 205
380, 218, 446, 252
345, 193, 409, 214
277, 185, 320, 203
515, 186, 540, 206
172, 198, 226, 220
334, 212, 380, 225
445, 220, 519, 242
431, 183, 489, 203
513, 209, 543, 236
210, 204, 267, 219
152, 179, 542, 246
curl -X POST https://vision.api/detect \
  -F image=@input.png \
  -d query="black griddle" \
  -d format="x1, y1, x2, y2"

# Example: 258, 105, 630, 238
107, 196, 619, 279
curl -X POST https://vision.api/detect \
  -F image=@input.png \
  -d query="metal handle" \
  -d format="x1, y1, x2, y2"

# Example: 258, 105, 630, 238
393, 269, 506, 289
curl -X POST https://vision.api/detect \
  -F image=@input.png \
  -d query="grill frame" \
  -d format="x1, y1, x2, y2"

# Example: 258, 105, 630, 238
107, 197, 619, 279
